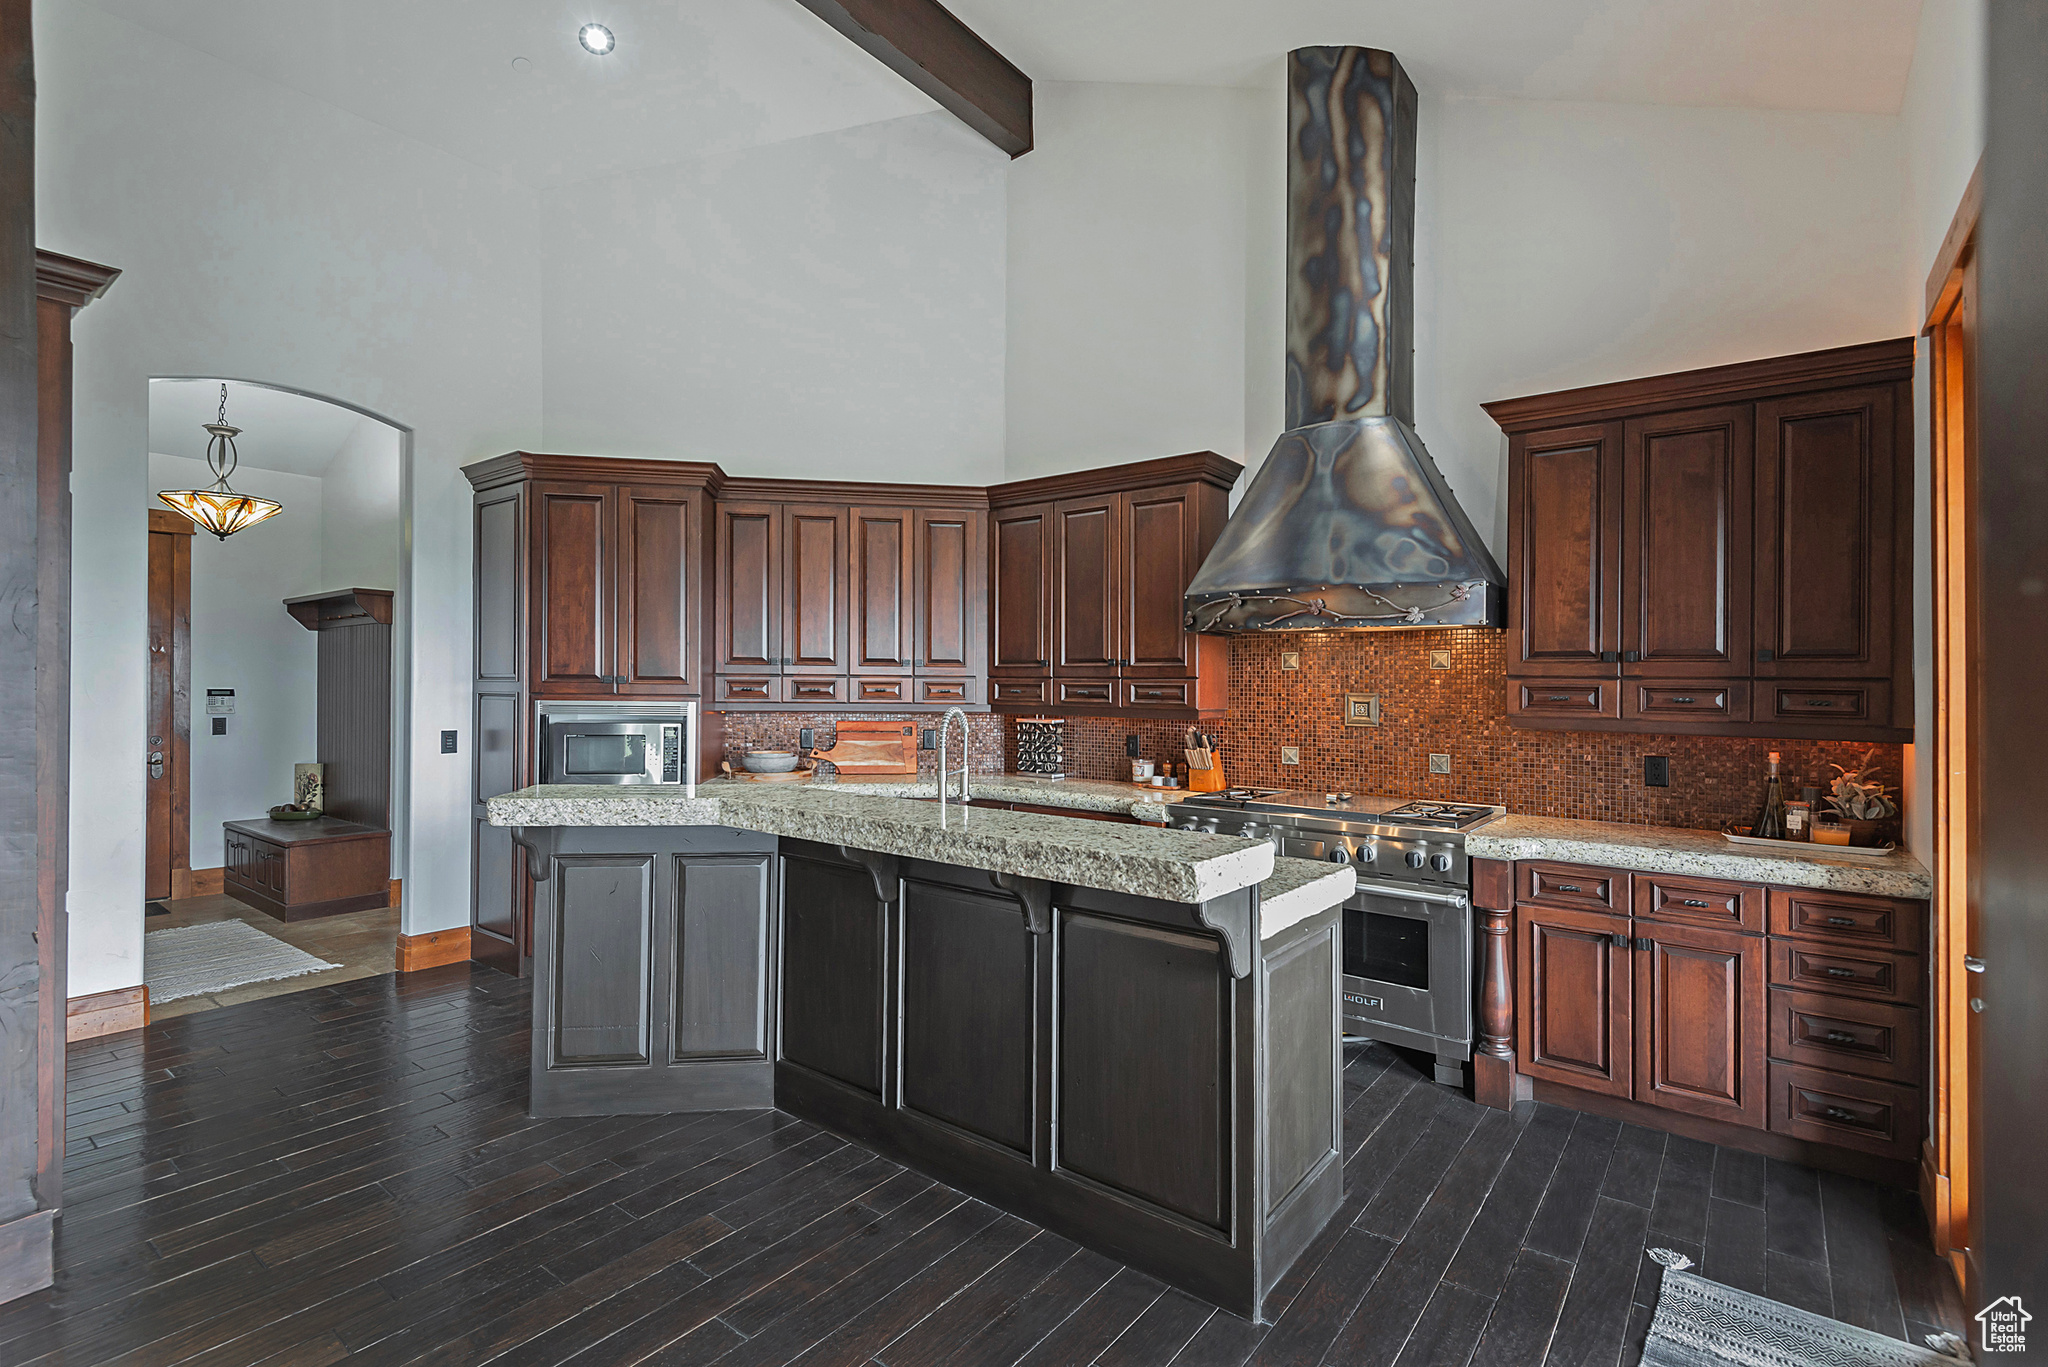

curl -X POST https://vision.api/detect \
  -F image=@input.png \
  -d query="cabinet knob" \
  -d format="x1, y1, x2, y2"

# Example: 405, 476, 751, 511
1610, 932, 1629, 949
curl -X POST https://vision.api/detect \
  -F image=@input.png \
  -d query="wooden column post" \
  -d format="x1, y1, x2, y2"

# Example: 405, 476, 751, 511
1470, 858, 1526, 1111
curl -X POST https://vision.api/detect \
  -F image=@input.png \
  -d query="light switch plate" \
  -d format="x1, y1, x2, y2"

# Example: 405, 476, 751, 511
1281, 651, 1301, 671
1430, 649, 1453, 670
1281, 746, 1301, 765
1428, 753, 1451, 774
441, 730, 459, 755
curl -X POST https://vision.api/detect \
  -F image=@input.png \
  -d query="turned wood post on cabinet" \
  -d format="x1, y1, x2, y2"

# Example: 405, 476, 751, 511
1470, 858, 1524, 1110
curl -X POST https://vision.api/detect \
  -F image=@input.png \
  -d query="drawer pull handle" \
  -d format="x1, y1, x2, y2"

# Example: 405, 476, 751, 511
1823, 1030, 1859, 1045
1825, 915, 1857, 927
1824, 966, 1857, 979
1804, 700, 1836, 708
1670, 696, 1697, 704
1678, 898, 1710, 908
1546, 694, 1572, 702
1610, 932, 1630, 949
1821, 1106, 1864, 1125
1555, 884, 1583, 893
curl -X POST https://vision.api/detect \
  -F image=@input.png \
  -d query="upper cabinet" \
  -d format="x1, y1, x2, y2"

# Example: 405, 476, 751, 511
988, 454, 1239, 719
1486, 340, 1915, 742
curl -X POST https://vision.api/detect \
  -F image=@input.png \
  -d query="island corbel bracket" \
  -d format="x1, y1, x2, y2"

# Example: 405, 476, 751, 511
510, 827, 560, 882
989, 872, 1054, 935
1195, 891, 1256, 979
836, 846, 901, 904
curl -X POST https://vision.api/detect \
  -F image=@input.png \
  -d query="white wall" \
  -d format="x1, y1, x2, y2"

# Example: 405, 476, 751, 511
540, 111, 1008, 484
41, 3, 544, 996
320, 420, 402, 593
148, 456, 323, 863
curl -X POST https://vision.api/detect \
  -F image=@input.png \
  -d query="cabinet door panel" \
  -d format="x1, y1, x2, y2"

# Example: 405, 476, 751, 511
786, 507, 849, 673
548, 855, 654, 1067
779, 852, 884, 1096
473, 691, 525, 949
915, 507, 983, 675
991, 503, 1052, 675
532, 482, 613, 691
475, 487, 524, 683
672, 855, 771, 1061
1124, 488, 1196, 677
900, 879, 1035, 1156
617, 485, 701, 695
1509, 423, 1622, 676
1517, 905, 1631, 1095
1622, 406, 1752, 676
716, 502, 782, 672
1754, 386, 1897, 677
1633, 922, 1765, 1128
850, 506, 914, 675
1053, 497, 1120, 677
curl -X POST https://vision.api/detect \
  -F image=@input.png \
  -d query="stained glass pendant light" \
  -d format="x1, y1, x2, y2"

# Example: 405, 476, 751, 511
157, 384, 283, 540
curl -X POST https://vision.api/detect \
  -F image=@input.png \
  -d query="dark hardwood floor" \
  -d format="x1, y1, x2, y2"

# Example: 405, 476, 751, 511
3, 965, 1965, 1366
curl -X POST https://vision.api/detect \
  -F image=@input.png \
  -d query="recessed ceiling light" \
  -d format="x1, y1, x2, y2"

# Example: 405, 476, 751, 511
578, 23, 614, 55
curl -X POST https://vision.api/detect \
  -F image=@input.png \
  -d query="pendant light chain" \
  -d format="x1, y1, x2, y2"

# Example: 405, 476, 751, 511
156, 381, 285, 540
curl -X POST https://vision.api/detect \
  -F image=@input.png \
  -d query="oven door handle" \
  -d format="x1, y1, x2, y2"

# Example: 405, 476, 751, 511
1353, 881, 1470, 909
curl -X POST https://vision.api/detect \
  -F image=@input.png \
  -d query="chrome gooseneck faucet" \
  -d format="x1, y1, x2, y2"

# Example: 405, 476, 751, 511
936, 706, 971, 814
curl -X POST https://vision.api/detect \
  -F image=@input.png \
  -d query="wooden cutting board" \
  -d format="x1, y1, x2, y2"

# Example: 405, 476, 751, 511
810, 719, 920, 776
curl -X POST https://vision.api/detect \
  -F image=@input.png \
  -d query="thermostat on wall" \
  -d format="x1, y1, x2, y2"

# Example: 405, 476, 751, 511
205, 688, 236, 716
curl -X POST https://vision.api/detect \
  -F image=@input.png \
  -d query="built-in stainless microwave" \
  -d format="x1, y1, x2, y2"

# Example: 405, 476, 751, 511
539, 702, 696, 793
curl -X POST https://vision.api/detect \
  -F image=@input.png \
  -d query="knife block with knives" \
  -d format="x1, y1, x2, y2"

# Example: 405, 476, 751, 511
1183, 729, 1228, 793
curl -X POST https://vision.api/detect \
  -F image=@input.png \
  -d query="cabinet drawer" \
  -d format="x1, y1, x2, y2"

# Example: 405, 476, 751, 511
1123, 680, 1191, 709
992, 678, 1051, 706
1509, 680, 1620, 721
1769, 939, 1922, 1005
852, 675, 909, 703
1767, 1062, 1920, 1160
1633, 873, 1763, 933
1624, 681, 1748, 725
716, 674, 779, 704
786, 676, 846, 705
1056, 679, 1116, 707
1770, 889, 1923, 954
917, 677, 974, 705
1758, 680, 1890, 728
1519, 861, 1627, 913
1768, 988, 1922, 1085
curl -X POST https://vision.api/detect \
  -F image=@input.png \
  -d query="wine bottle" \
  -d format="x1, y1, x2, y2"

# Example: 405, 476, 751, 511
1753, 750, 1788, 839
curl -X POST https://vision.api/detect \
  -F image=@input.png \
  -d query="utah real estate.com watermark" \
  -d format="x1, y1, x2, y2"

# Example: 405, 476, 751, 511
1978, 1295, 2031, 1354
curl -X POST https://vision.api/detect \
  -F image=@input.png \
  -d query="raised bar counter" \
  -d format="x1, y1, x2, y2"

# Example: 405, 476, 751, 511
486, 783, 1352, 1321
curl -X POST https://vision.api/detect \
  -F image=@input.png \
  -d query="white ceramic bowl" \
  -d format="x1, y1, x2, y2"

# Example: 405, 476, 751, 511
740, 751, 799, 774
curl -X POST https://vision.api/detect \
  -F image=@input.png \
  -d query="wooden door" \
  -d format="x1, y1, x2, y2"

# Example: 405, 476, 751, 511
1052, 495, 1120, 679
1621, 406, 1752, 678
714, 502, 782, 672
1516, 904, 1631, 1096
614, 485, 702, 696
913, 506, 983, 676
145, 517, 192, 901
1508, 422, 1624, 676
990, 503, 1052, 677
784, 507, 848, 675
1753, 385, 1901, 679
1121, 486, 1198, 678
1631, 922, 1766, 1128
848, 506, 915, 675
531, 481, 615, 693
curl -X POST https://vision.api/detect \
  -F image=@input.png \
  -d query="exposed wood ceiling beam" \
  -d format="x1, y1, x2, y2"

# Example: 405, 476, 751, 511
790, 0, 1032, 157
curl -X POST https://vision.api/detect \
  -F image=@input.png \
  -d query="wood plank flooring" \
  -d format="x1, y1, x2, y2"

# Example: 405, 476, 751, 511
4, 965, 1965, 1366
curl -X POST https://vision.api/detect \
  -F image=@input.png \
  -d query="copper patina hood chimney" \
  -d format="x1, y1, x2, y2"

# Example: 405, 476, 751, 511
1184, 47, 1506, 630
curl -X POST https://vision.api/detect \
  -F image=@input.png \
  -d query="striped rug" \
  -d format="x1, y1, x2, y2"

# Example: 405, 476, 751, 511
145, 919, 340, 1002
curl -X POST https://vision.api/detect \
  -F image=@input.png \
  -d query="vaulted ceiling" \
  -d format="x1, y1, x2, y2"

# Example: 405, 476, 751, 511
149, 380, 384, 478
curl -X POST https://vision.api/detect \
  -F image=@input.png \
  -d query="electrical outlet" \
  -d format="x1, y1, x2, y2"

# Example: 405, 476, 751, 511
1429, 649, 1452, 670
1281, 651, 1301, 671
1428, 753, 1451, 775
1281, 746, 1301, 765
1644, 755, 1671, 787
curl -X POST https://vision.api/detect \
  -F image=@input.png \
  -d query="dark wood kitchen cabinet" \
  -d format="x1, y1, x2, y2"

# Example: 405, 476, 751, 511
988, 453, 1238, 719
1487, 338, 1914, 740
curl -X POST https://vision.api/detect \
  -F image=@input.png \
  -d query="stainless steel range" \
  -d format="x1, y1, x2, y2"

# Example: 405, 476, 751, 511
1167, 789, 1504, 1087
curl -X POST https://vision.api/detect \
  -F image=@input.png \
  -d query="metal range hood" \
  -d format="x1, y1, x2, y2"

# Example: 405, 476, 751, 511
1185, 47, 1505, 631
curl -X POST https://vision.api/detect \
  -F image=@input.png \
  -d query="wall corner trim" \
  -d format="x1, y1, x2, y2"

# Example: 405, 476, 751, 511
66, 985, 150, 1042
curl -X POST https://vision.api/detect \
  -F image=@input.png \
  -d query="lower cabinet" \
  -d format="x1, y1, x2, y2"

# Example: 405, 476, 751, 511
1512, 861, 1926, 1172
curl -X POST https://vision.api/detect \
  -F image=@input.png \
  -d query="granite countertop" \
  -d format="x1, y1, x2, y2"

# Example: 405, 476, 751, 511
1258, 858, 1356, 940
1467, 815, 1933, 899
487, 782, 1273, 907
803, 773, 1190, 822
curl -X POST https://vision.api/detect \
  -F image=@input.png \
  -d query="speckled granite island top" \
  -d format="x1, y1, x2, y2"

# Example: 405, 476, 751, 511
805, 773, 1188, 822
1467, 815, 1932, 899
487, 782, 1276, 907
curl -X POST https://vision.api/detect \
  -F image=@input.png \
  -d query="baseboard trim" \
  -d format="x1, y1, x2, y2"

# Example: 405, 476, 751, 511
389, 878, 402, 908
188, 867, 223, 897
66, 984, 150, 1042
0, 1209, 55, 1305
397, 928, 471, 973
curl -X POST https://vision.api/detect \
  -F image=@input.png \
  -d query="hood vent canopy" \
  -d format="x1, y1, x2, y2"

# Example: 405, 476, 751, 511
1184, 47, 1504, 631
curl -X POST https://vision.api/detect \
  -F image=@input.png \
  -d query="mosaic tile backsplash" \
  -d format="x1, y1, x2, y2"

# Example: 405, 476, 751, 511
998, 632, 1906, 833
721, 712, 1005, 780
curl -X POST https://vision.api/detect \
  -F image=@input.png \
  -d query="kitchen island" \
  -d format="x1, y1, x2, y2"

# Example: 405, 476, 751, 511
486, 782, 1355, 1321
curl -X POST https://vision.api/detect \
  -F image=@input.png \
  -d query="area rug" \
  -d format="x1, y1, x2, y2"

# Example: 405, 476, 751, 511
145, 919, 340, 1002
1642, 1250, 1971, 1367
